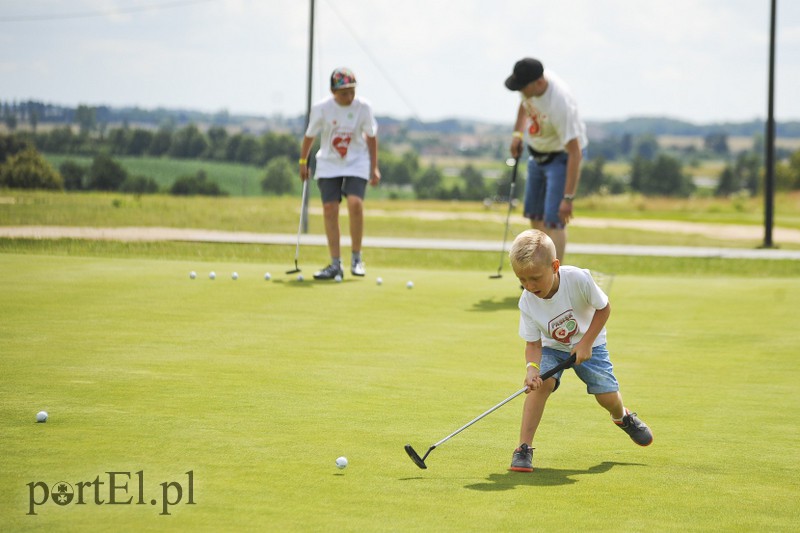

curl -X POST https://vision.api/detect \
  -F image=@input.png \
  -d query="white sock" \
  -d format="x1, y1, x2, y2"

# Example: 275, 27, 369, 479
612, 407, 628, 423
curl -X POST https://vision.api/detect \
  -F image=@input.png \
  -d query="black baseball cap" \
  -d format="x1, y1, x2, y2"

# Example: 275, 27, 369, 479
505, 58, 544, 91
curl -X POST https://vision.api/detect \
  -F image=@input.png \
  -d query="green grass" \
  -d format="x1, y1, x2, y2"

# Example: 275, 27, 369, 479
3, 190, 800, 249
44, 154, 273, 197
1, 253, 799, 531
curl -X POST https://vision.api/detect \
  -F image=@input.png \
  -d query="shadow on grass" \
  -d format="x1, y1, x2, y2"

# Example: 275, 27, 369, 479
469, 295, 520, 312
464, 461, 646, 491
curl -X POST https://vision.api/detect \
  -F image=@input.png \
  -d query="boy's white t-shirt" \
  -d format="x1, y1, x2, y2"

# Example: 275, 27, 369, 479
518, 265, 609, 350
305, 95, 378, 180
520, 69, 588, 153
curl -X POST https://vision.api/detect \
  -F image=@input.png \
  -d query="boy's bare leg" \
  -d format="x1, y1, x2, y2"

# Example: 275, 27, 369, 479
518, 382, 554, 445
594, 391, 625, 419
347, 194, 364, 254
322, 201, 341, 258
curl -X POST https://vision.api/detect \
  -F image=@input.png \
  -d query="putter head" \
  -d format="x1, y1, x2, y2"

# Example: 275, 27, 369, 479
286, 261, 301, 275
489, 273, 502, 279
404, 444, 428, 469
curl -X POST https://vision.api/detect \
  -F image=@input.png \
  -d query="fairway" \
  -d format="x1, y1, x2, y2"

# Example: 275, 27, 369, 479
1, 252, 799, 532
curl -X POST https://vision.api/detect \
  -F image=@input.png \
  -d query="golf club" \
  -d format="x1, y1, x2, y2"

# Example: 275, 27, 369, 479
405, 354, 576, 469
286, 179, 309, 275
489, 157, 520, 279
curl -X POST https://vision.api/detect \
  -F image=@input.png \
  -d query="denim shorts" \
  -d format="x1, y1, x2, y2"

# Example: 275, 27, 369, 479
541, 344, 620, 394
317, 176, 367, 203
523, 152, 569, 229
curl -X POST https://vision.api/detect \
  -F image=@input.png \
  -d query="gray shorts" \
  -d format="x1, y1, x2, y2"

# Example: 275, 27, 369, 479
541, 344, 620, 394
317, 176, 367, 203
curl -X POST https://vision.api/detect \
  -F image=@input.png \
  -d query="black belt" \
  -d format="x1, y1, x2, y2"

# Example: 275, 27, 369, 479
528, 146, 565, 166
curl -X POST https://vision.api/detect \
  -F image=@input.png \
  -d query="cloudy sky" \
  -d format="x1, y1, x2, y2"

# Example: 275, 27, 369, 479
2, 0, 799, 125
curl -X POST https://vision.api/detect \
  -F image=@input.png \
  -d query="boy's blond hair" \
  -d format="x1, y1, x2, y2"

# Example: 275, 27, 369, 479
509, 229, 557, 270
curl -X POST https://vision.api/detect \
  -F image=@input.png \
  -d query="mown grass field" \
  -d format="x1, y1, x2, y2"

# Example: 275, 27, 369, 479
1, 250, 799, 532
2, 191, 800, 531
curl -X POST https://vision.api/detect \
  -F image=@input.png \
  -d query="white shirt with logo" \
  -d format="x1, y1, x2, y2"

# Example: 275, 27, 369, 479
305, 96, 378, 180
518, 265, 608, 350
520, 70, 588, 153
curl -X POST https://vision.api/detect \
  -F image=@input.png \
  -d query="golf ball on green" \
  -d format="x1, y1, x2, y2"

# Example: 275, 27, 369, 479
36, 411, 48, 423
264, 272, 272, 281
336, 456, 348, 469
232, 272, 239, 280
189, 271, 197, 279
376, 277, 383, 285
334, 274, 342, 283
406, 281, 414, 289
209, 271, 216, 280
297, 274, 304, 282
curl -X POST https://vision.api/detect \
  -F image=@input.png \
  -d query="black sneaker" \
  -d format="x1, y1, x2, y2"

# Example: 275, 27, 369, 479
615, 410, 653, 446
508, 443, 534, 472
313, 264, 343, 280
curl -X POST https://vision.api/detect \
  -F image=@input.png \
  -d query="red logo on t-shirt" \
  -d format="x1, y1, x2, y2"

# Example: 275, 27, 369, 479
524, 104, 544, 137
549, 310, 579, 344
332, 133, 352, 158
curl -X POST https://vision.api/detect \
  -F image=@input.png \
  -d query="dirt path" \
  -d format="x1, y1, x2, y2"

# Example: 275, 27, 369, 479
322, 208, 800, 244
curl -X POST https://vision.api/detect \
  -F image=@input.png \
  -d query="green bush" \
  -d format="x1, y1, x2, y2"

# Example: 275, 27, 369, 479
0, 147, 63, 190
170, 169, 227, 196
260, 156, 295, 195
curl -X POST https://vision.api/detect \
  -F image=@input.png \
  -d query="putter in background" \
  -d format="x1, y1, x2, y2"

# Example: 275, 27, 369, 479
286, 179, 309, 275
490, 157, 520, 279
405, 354, 576, 469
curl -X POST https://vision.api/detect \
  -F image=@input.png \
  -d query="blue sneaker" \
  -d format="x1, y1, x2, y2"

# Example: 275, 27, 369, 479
616, 410, 653, 446
313, 264, 343, 280
508, 443, 534, 472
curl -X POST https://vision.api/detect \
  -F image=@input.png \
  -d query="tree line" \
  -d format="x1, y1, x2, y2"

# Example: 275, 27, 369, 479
4, 116, 800, 199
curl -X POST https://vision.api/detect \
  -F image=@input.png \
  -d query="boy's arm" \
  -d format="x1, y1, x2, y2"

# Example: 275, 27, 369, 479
573, 302, 610, 364
299, 136, 315, 181
366, 135, 381, 185
524, 339, 544, 392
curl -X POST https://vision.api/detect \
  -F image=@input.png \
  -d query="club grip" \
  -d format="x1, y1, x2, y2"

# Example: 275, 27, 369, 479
539, 354, 577, 381
509, 157, 519, 184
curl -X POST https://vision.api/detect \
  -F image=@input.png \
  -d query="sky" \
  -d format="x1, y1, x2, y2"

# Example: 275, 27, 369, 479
2, 0, 800, 125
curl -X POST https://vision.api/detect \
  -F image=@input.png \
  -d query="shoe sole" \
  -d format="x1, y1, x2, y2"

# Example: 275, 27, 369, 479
508, 466, 533, 472
616, 422, 654, 447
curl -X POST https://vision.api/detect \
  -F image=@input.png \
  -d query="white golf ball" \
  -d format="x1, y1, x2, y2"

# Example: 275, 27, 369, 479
231, 272, 239, 280
264, 272, 272, 281
297, 274, 304, 282
376, 277, 383, 285
336, 456, 348, 469
36, 411, 48, 423
189, 271, 196, 279
209, 271, 216, 280
406, 281, 414, 289
334, 274, 342, 283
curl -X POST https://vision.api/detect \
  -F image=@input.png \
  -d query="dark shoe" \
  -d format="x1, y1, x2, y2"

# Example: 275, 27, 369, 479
313, 264, 343, 280
508, 443, 534, 472
616, 410, 653, 446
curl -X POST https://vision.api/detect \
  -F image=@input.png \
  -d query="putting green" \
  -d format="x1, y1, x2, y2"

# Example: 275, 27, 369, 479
1, 253, 798, 531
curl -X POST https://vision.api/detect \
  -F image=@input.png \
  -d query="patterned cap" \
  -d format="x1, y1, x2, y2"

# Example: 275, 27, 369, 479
330, 68, 357, 90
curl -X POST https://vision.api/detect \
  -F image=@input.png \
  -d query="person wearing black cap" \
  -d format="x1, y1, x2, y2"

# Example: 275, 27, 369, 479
505, 58, 588, 261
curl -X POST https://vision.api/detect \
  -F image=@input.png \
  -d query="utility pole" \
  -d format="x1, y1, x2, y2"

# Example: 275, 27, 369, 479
763, 0, 777, 248
301, 0, 315, 233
